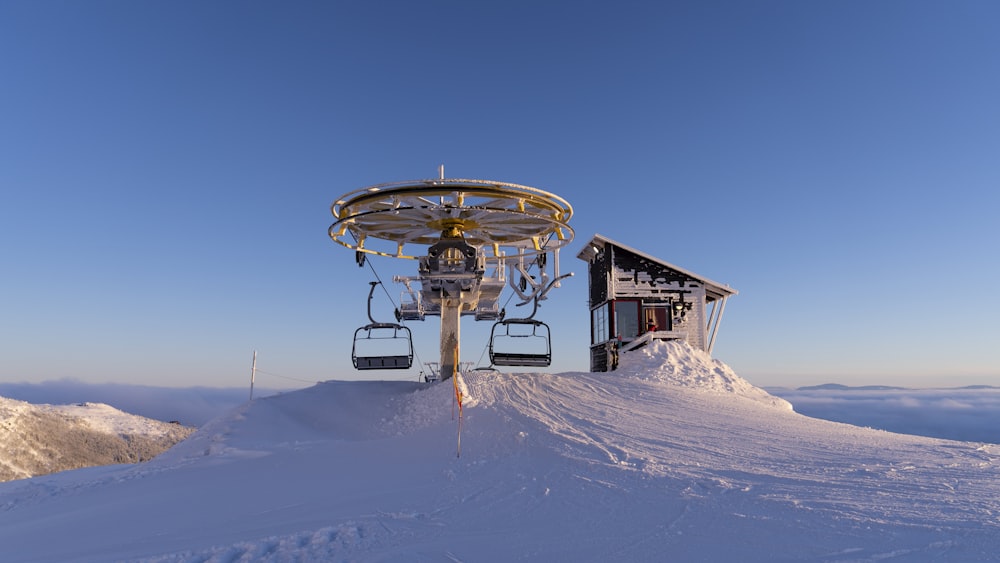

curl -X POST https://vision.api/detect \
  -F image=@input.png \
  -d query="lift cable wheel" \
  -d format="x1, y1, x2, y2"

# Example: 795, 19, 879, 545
329, 179, 573, 261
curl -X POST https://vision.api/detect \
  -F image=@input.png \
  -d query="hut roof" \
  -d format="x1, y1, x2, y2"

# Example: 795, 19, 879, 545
576, 233, 738, 302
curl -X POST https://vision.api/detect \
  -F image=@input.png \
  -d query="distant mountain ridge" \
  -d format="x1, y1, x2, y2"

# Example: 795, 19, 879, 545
790, 383, 1000, 391
797, 383, 909, 391
0, 395, 195, 482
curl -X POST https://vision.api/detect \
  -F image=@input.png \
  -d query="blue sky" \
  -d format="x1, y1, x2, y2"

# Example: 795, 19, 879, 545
2, 0, 997, 390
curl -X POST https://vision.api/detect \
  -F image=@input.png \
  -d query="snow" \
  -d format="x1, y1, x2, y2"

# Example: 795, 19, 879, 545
1, 397, 182, 439
1, 397, 193, 482
37, 402, 180, 437
2, 341, 999, 562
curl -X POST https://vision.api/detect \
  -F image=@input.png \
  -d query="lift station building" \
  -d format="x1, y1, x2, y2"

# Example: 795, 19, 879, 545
576, 234, 738, 372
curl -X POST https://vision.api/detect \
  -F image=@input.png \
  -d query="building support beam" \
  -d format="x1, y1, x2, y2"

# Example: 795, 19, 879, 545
706, 296, 728, 355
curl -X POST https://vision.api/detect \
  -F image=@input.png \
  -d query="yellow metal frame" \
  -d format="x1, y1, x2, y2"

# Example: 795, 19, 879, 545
329, 179, 574, 260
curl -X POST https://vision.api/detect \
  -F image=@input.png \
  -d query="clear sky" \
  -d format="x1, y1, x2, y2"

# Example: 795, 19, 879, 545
2, 0, 997, 390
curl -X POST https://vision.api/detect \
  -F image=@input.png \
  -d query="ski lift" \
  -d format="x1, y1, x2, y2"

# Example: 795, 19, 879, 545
352, 282, 414, 370
488, 300, 552, 368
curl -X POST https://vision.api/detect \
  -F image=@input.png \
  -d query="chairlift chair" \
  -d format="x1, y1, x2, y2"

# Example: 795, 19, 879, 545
488, 297, 553, 367
488, 318, 552, 367
352, 282, 414, 370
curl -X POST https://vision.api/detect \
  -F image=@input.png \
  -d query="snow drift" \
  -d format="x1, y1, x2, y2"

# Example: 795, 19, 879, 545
2, 341, 999, 562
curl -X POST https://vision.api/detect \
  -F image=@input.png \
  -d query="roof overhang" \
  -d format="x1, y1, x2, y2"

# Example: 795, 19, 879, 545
576, 233, 738, 301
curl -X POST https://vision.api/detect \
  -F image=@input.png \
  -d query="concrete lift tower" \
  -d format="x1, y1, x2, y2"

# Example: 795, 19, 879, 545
329, 170, 574, 381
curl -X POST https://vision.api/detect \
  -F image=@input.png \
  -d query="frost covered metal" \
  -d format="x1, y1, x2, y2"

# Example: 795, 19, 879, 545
330, 174, 575, 379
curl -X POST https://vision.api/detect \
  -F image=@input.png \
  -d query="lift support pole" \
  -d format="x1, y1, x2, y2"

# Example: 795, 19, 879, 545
438, 298, 461, 381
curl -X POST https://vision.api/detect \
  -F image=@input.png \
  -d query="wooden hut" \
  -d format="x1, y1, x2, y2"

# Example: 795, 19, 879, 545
576, 234, 737, 372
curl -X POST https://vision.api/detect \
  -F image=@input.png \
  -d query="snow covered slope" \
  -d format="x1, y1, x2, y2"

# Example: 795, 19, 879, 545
0, 397, 195, 482
1, 341, 999, 562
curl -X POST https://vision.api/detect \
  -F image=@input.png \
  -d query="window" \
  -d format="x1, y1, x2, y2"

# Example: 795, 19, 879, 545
644, 308, 657, 332
614, 300, 640, 339
591, 303, 608, 344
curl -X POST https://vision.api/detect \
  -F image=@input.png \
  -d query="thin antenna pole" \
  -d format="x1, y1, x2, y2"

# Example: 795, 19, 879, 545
249, 349, 257, 401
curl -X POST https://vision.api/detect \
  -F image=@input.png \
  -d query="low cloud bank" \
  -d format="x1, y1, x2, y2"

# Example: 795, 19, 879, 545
768, 386, 1000, 444
0, 380, 290, 426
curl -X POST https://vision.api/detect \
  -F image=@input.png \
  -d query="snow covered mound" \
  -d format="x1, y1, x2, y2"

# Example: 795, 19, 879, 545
616, 340, 793, 410
0, 395, 196, 482
154, 379, 454, 465
3, 361, 1000, 562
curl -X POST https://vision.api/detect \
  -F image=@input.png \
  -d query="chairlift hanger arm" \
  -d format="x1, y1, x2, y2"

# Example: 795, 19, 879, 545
511, 297, 541, 321
365, 281, 380, 324
509, 257, 548, 304
535, 272, 574, 302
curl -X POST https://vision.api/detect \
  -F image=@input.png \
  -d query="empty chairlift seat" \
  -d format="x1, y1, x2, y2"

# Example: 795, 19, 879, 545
352, 323, 414, 370
489, 318, 552, 367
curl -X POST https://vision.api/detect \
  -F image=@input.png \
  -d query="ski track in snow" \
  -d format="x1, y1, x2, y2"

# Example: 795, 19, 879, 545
2, 341, 1000, 562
